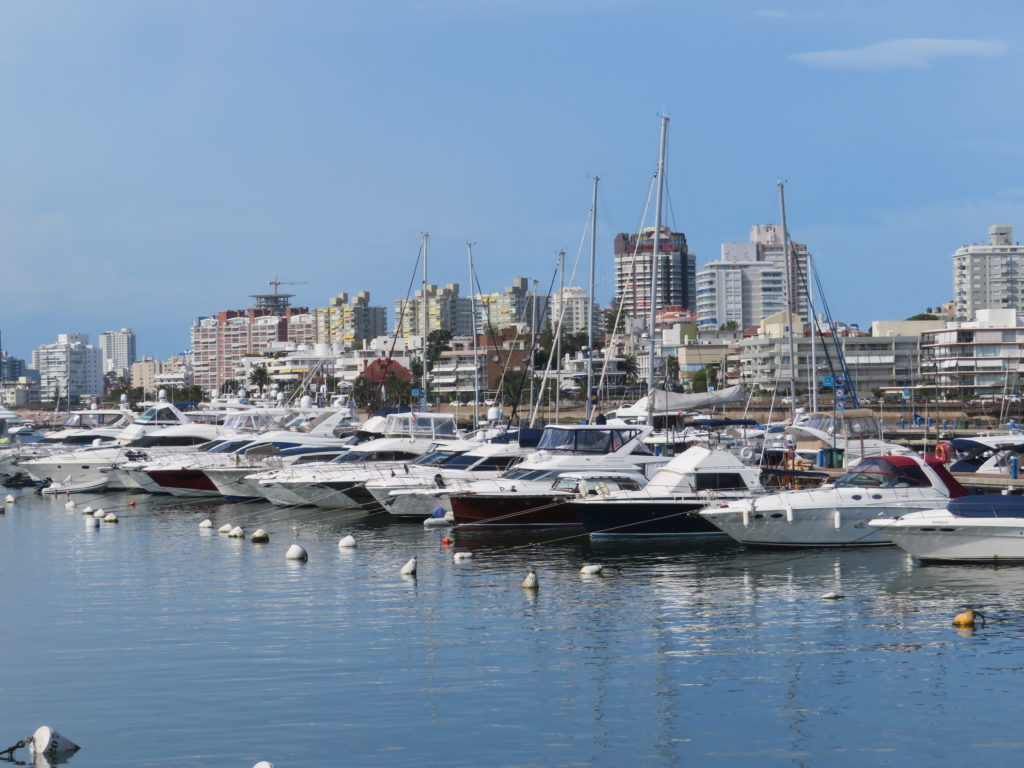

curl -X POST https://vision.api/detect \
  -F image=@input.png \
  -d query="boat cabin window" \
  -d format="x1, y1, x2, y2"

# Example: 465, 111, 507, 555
693, 473, 749, 491
834, 459, 929, 489
537, 427, 640, 454
413, 450, 465, 467
135, 406, 184, 425
207, 439, 253, 454
48, 435, 107, 445
335, 450, 421, 462
294, 453, 343, 464
502, 469, 557, 482
470, 456, 522, 471
128, 435, 212, 447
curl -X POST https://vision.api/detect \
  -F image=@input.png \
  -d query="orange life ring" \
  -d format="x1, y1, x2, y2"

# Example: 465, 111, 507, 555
935, 441, 952, 463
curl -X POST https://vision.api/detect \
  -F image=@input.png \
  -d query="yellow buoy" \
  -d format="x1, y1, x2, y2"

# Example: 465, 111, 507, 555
952, 609, 975, 628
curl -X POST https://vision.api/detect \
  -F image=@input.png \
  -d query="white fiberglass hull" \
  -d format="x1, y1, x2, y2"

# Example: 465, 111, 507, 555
872, 511, 1024, 562
204, 467, 263, 500
701, 487, 950, 547
385, 489, 454, 518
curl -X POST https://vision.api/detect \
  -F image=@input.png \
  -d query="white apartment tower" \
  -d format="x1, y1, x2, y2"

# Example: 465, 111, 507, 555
31, 333, 103, 403
696, 224, 809, 330
549, 286, 601, 335
393, 283, 474, 341
952, 226, 1024, 320
98, 328, 137, 377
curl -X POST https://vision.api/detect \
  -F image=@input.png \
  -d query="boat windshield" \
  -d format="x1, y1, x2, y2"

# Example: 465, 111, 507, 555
502, 469, 558, 482
537, 427, 640, 454
834, 458, 930, 489
413, 450, 465, 467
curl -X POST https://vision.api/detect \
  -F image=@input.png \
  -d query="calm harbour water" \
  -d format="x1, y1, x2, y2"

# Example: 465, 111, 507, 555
3, 490, 1024, 767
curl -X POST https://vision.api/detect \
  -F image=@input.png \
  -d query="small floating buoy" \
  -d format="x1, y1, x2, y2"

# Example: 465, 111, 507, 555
85, 516, 99, 528
423, 516, 451, 527
285, 544, 308, 561
453, 551, 474, 562
338, 534, 356, 548
199, 519, 213, 529
65, 500, 76, 510
4, 493, 15, 504
103, 512, 118, 523
29, 726, 80, 759
129, 500, 136, 507
784, 503, 794, 523
400, 556, 417, 575
251, 528, 270, 543
92, 508, 106, 519
252, 762, 276, 768
218, 524, 233, 534
953, 609, 976, 628
580, 563, 603, 575
821, 591, 844, 600
440, 537, 452, 547
228, 525, 244, 538
833, 510, 842, 530
521, 569, 539, 589
82, 506, 93, 514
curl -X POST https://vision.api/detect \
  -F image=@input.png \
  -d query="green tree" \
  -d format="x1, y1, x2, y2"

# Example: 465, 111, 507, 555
605, 295, 624, 335
350, 375, 379, 410
426, 329, 453, 370
621, 354, 639, 385
664, 355, 680, 387
383, 372, 413, 407
906, 313, 938, 321
719, 320, 738, 331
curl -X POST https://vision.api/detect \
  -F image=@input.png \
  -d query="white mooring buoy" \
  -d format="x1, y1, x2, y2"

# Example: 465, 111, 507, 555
228, 526, 244, 538
82, 505, 93, 514
103, 512, 118, 523
198, 519, 213, 529
252, 761, 276, 768
251, 528, 270, 543
218, 523, 233, 534
821, 591, 845, 600
452, 551, 474, 562
400, 556, 417, 575
85, 516, 99, 529
580, 563, 603, 575
3, 494, 14, 504
521, 569, 539, 589
29, 726, 80, 759
338, 534, 357, 548
65, 500, 76, 510
285, 544, 308, 561
92, 508, 106, 519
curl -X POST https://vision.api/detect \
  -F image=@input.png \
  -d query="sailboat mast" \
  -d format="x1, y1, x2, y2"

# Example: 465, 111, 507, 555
777, 181, 797, 423
422, 232, 429, 410
467, 242, 480, 428
556, 249, 564, 423
647, 115, 669, 429
809, 253, 817, 412
586, 175, 599, 423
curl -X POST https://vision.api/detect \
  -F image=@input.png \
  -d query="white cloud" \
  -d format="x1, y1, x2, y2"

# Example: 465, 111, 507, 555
755, 10, 786, 18
790, 38, 1007, 71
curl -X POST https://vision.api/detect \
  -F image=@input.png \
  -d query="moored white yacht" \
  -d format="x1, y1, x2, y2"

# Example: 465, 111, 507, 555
786, 408, 913, 467
869, 496, 1024, 562
700, 454, 968, 547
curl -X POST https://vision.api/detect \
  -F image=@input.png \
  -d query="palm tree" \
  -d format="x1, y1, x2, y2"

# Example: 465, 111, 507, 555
248, 364, 271, 392
621, 354, 638, 386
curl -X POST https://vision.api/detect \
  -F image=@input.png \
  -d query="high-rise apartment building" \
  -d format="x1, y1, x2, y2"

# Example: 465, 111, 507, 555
548, 286, 601, 335
614, 226, 695, 324
190, 306, 310, 393
98, 328, 137, 378
696, 225, 809, 330
952, 225, 1024, 320
31, 333, 103, 403
393, 283, 473, 341
473, 277, 546, 332
316, 291, 387, 346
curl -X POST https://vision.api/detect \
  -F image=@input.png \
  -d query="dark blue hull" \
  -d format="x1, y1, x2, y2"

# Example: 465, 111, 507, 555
568, 498, 726, 538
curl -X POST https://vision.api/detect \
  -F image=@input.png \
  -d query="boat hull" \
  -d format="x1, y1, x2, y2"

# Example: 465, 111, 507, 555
450, 493, 579, 528
569, 499, 724, 538
146, 469, 220, 497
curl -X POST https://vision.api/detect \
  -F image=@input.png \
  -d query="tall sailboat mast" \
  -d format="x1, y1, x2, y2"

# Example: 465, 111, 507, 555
586, 176, 599, 423
467, 242, 480, 428
777, 181, 797, 423
647, 115, 669, 428
422, 232, 429, 410
556, 249, 564, 423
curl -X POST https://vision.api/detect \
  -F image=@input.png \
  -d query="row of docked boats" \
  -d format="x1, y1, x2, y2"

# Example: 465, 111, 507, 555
5, 399, 1024, 563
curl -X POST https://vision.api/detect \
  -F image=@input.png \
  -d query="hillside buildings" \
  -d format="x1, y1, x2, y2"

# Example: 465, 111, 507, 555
549, 286, 601, 335
393, 283, 474, 341
315, 292, 386, 346
920, 309, 1024, 397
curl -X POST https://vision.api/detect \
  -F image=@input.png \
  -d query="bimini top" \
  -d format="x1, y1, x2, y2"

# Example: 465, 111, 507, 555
834, 455, 968, 497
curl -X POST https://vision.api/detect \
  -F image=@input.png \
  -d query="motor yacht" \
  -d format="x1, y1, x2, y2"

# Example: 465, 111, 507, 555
869, 495, 1024, 562
568, 446, 764, 538
700, 454, 968, 547
785, 408, 912, 467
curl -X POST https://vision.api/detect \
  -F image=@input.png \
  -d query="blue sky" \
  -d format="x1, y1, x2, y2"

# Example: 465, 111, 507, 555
1, 0, 1021, 361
